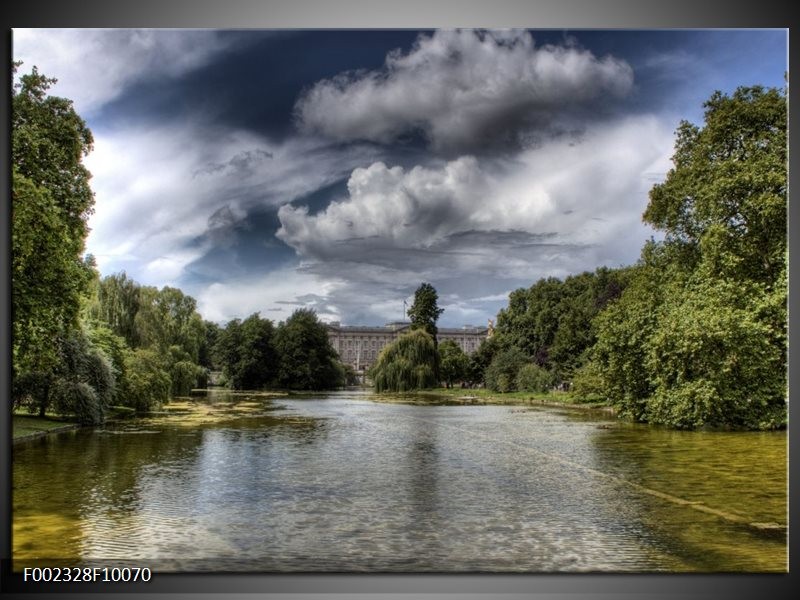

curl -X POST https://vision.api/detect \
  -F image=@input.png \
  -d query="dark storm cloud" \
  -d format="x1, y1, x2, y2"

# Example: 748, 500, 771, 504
295, 29, 634, 154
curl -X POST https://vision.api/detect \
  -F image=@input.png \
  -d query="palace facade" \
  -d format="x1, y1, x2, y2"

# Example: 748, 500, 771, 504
327, 321, 492, 374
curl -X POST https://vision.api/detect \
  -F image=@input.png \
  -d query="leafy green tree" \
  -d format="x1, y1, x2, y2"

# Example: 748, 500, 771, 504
12, 66, 95, 383
199, 320, 221, 369
58, 330, 116, 416
89, 272, 142, 347
485, 347, 529, 393
496, 277, 562, 366
468, 335, 500, 386
644, 85, 786, 286
86, 322, 129, 387
14, 329, 115, 423
119, 348, 171, 412
214, 313, 279, 390
495, 268, 630, 383
644, 278, 785, 429
515, 363, 553, 394
570, 358, 606, 402
438, 340, 469, 388
407, 283, 444, 343
590, 244, 676, 420
370, 329, 438, 392
274, 309, 343, 390
132, 285, 205, 361
591, 85, 786, 429
50, 381, 101, 425
164, 345, 207, 396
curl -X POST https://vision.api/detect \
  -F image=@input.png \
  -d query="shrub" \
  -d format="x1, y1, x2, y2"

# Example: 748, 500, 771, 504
515, 363, 553, 394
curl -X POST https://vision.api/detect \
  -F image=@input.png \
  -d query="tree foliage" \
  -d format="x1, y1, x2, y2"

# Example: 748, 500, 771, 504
11, 66, 215, 419
438, 340, 469, 388
12, 66, 95, 380
467, 335, 500, 386
214, 313, 279, 390
590, 85, 787, 429
407, 283, 444, 342
494, 267, 630, 382
274, 309, 343, 390
644, 86, 786, 285
485, 347, 530, 393
88, 272, 142, 347
120, 349, 171, 412
370, 329, 438, 392
515, 363, 553, 394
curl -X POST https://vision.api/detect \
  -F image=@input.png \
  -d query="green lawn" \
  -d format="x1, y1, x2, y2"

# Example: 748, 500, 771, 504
12, 413, 78, 439
421, 387, 611, 407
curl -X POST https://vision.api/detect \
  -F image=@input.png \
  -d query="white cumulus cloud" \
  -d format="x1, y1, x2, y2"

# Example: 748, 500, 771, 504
277, 115, 673, 279
295, 29, 634, 152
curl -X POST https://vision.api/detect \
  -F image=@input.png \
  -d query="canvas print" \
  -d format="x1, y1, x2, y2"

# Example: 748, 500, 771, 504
11, 29, 787, 573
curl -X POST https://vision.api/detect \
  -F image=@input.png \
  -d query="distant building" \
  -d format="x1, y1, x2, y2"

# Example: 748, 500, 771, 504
327, 321, 490, 375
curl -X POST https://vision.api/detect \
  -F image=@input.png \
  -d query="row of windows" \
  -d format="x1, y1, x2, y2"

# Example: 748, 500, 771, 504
343, 350, 379, 361
336, 339, 389, 348
333, 338, 481, 348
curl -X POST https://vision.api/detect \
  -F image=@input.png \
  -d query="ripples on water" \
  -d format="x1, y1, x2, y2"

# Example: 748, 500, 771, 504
13, 390, 786, 572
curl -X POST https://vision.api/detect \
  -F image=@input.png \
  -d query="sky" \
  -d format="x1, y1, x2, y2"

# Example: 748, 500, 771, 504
13, 29, 787, 327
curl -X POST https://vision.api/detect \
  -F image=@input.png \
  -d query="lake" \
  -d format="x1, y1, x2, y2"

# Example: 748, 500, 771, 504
13, 389, 787, 572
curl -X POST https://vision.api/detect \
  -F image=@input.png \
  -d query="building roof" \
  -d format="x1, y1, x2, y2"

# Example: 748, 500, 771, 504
326, 322, 488, 334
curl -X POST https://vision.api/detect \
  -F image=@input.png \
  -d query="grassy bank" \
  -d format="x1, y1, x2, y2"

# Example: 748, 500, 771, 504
384, 387, 615, 412
12, 413, 79, 440
12, 406, 139, 441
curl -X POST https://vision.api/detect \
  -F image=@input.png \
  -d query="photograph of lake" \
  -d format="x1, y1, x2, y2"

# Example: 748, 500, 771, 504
10, 28, 787, 573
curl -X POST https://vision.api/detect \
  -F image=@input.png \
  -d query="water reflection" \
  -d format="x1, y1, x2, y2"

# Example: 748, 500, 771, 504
13, 390, 786, 572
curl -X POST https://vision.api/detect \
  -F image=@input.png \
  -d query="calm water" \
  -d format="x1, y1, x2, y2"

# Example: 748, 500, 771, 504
13, 389, 787, 572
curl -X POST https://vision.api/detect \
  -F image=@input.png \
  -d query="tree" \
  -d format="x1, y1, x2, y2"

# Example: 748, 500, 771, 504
644, 278, 785, 429
467, 335, 500, 386
274, 309, 343, 390
198, 320, 221, 369
88, 272, 142, 347
495, 277, 562, 367
590, 85, 786, 429
407, 282, 444, 381
214, 313, 279, 390
119, 348, 171, 412
591, 243, 686, 421
340, 363, 360, 387
515, 364, 553, 394
438, 340, 468, 388
644, 86, 786, 286
12, 328, 115, 423
133, 285, 205, 360
484, 347, 529, 393
494, 268, 630, 383
12, 65, 94, 240
12, 65, 95, 383
407, 283, 444, 344
370, 329, 438, 392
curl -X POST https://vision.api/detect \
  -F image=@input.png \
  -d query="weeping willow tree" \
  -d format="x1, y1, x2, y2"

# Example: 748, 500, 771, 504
370, 329, 438, 392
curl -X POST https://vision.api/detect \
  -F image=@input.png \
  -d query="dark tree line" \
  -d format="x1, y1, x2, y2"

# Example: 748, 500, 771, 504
213, 309, 346, 391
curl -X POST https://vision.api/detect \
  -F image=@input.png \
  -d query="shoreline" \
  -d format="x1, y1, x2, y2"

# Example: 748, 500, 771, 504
414, 388, 617, 414
12, 418, 83, 444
